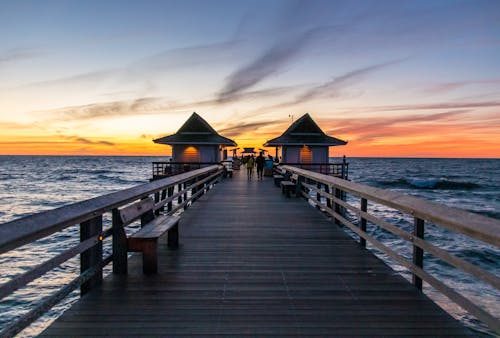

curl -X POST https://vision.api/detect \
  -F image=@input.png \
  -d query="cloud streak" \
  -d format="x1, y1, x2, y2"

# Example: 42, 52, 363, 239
45, 97, 170, 120
321, 109, 500, 143
371, 100, 500, 112
59, 135, 115, 146
217, 120, 281, 138
292, 59, 407, 105
218, 27, 325, 102
74, 137, 114, 146
0, 48, 39, 66
421, 79, 500, 94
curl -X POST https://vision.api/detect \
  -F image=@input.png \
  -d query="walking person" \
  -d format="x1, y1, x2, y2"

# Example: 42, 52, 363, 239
255, 152, 265, 180
246, 155, 254, 180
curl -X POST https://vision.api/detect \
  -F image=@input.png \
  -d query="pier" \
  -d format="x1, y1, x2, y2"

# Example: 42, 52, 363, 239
1, 165, 499, 337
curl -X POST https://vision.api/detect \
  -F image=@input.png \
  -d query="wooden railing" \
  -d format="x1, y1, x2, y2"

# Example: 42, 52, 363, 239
152, 161, 219, 179
280, 161, 348, 179
281, 165, 500, 333
0, 165, 223, 338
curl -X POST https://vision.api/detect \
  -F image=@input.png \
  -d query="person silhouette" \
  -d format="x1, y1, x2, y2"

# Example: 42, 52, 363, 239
246, 155, 254, 180
255, 152, 265, 180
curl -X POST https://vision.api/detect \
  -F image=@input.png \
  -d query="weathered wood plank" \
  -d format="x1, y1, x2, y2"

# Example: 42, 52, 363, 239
119, 198, 155, 225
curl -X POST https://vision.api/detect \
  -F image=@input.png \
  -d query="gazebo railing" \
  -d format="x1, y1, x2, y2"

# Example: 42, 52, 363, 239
280, 161, 348, 179
152, 162, 219, 179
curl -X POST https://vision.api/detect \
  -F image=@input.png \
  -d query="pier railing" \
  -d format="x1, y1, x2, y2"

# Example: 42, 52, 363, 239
281, 165, 500, 332
0, 165, 223, 338
152, 161, 219, 179
280, 161, 348, 179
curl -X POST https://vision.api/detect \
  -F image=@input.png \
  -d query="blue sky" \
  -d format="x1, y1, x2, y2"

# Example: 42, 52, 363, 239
0, 0, 499, 156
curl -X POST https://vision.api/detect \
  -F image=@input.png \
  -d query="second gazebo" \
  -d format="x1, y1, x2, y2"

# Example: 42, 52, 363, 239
264, 113, 347, 175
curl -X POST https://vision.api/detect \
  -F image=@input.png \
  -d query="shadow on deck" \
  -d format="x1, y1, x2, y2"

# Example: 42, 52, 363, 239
41, 170, 472, 337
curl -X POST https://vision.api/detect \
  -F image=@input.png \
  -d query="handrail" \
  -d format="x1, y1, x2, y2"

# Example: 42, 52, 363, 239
281, 165, 500, 333
282, 166, 499, 246
152, 161, 220, 178
0, 165, 220, 254
280, 162, 348, 179
0, 164, 223, 337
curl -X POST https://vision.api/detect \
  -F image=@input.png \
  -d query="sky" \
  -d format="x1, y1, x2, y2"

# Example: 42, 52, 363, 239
0, 0, 499, 158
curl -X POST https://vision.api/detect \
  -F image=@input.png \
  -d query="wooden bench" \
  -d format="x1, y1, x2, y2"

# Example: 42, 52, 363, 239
280, 173, 299, 198
273, 168, 286, 187
118, 197, 180, 274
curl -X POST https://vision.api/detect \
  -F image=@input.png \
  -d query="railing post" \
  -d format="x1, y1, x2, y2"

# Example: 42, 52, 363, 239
183, 182, 188, 210
333, 186, 342, 225
160, 188, 167, 212
80, 215, 103, 296
112, 208, 128, 274
342, 156, 347, 179
154, 191, 160, 216
316, 182, 321, 210
167, 186, 174, 212
413, 217, 425, 291
360, 198, 367, 247
324, 185, 332, 209
178, 184, 183, 204
297, 175, 305, 199
192, 177, 198, 202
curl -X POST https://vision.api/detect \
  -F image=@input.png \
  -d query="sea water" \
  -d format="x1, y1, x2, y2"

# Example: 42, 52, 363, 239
0, 156, 498, 336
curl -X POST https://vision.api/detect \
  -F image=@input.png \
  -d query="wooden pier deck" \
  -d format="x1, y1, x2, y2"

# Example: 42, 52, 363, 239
41, 170, 473, 337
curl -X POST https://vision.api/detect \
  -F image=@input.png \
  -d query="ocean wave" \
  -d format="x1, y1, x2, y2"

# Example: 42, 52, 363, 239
79, 169, 113, 175
377, 177, 481, 190
95, 174, 144, 185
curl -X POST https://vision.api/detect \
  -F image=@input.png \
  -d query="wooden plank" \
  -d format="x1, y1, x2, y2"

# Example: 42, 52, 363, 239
119, 198, 155, 225
40, 170, 475, 337
129, 216, 180, 239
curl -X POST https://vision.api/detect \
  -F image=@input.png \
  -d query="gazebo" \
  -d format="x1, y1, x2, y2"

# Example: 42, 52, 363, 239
264, 113, 347, 176
152, 113, 236, 178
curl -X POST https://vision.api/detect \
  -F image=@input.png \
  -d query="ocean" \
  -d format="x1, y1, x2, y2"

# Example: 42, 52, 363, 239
0, 156, 498, 336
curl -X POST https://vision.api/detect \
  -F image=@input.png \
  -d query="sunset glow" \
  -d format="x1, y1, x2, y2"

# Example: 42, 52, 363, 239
1, 1, 499, 158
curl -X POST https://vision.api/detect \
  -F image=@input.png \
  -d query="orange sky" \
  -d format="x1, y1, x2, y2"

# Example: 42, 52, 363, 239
1, 107, 498, 158
1, 2, 500, 158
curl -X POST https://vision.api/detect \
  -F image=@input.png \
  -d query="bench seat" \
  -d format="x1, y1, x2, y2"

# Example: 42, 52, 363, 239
127, 214, 180, 274
280, 173, 298, 198
273, 174, 284, 186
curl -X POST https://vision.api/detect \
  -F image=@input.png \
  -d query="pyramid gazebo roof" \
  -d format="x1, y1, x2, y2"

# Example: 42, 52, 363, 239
154, 113, 236, 146
264, 114, 347, 147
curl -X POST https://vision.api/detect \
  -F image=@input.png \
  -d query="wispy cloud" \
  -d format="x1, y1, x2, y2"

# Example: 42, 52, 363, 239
216, 0, 364, 102
135, 40, 240, 71
243, 59, 406, 113
371, 100, 500, 112
58, 135, 115, 146
0, 48, 40, 66
320, 109, 500, 143
421, 79, 500, 94
289, 59, 407, 107
74, 137, 114, 146
217, 120, 281, 138
17, 69, 119, 90
45, 97, 170, 120
218, 27, 327, 102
